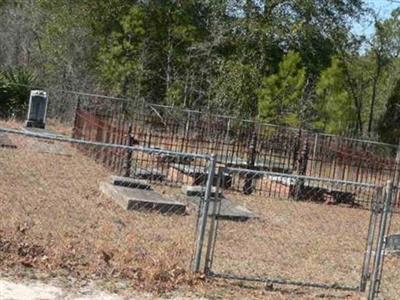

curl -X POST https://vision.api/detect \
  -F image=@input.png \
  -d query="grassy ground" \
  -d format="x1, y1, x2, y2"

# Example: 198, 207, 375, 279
0, 133, 200, 294
0, 122, 398, 299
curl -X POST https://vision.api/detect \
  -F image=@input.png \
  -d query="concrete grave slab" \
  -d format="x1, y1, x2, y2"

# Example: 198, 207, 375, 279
170, 164, 232, 187
133, 168, 166, 181
181, 185, 223, 197
0, 133, 17, 149
24, 139, 72, 156
386, 234, 400, 253
187, 196, 255, 221
217, 155, 292, 173
265, 175, 356, 204
171, 164, 207, 176
22, 127, 67, 138
20, 127, 72, 156
110, 176, 151, 190
100, 182, 186, 214
156, 153, 194, 164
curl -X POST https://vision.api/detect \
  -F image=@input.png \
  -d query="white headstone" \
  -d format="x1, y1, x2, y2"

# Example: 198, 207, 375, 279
26, 90, 48, 129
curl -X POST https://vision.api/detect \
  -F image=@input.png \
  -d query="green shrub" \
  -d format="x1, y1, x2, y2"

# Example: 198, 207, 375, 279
0, 67, 37, 119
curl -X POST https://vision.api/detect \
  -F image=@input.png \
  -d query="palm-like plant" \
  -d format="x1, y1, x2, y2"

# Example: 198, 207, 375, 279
0, 67, 37, 118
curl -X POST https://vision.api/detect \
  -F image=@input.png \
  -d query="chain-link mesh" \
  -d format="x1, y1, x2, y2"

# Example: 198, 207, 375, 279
0, 128, 211, 291
1, 121, 398, 298
205, 167, 383, 292
372, 186, 400, 300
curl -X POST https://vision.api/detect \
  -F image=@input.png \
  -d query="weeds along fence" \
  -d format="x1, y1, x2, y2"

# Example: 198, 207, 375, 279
70, 94, 400, 194
0, 127, 214, 286
204, 168, 399, 296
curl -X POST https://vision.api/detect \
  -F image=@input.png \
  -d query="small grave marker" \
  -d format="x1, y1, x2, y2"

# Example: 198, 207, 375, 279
386, 234, 400, 253
186, 195, 255, 221
110, 176, 151, 190
181, 185, 222, 197
100, 181, 186, 214
0, 133, 16, 149
26, 90, 48, 129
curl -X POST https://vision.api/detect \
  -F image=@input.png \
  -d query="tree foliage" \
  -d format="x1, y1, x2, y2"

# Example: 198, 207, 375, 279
314, 58, 355, 134
258, 51, 306, 126
0, 67, 36, 118
378, 79, 400, 144
0, 0, 399, 143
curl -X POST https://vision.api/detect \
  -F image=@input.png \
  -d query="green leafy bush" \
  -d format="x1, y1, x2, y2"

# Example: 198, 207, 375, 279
0, 67, 36, 119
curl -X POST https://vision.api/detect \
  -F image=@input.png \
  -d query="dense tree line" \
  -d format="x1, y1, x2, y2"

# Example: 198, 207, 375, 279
0, 0, 399, 143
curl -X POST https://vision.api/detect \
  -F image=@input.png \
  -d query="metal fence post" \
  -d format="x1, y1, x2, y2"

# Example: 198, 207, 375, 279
360, 187, 383, 292
368, 180, 393, 300
204, 167, 224, 274
394, 141, 400, 203
72, 98, 81, 139
123, 123, 133, 177
244, 131, 257, 195
293, 139, 309, 200
393, 140, 400, 186
312, 133, 319, 175
193, 154, 216, 272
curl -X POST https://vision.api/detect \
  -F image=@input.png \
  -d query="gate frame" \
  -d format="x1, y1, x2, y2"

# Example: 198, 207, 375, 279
368, 181, 395, 300
203, 166, 386, 292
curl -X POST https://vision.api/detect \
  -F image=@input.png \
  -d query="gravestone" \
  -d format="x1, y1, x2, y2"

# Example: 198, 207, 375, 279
186, 195, 255, 221
133, 168, 166, 181
110, 175, 151, 190
100, 182, 186, 214
25, 90, 48, 129
386, 234, 400, 253
181, 185, 223, 197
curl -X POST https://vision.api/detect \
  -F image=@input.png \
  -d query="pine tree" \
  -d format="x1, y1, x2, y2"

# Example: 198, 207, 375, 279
314, 57, 355, 134
378, 79, 400, 144
257, 51, 305, 126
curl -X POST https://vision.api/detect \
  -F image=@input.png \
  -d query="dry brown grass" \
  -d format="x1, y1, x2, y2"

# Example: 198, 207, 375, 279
0, 118, 22, 129
214, 194, 370, 282
378, 212, 400, 300
0, 130, 398, 299
208, 191, 400, 299
0, 118, 73, 135
0, 135, 200, 294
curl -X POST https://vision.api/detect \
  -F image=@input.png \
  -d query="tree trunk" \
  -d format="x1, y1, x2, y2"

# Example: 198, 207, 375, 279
367, 54, 382, 134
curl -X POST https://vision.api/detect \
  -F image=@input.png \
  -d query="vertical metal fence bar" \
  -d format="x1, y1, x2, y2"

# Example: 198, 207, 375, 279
72, 98, 81, 139
123, 123, 133, 177
360, 186, 383, 292
312, 133, 318, 175
193, 154, 217, 272
368, 181, 393, 300
374, 185, 396, 296
244, 131, 257, 195
204, 167, 224, 274
394, 142, 400, 209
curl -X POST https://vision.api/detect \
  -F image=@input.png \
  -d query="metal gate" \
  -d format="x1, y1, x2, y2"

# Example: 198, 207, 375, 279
203, 167, 387, 293
368, 183, 399, 300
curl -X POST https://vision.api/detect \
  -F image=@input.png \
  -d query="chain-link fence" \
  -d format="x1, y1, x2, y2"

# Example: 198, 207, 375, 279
1, 124, 399, 298
203, 167, 389, 293
0, 127, 214, 291
368, 185, 400, 300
